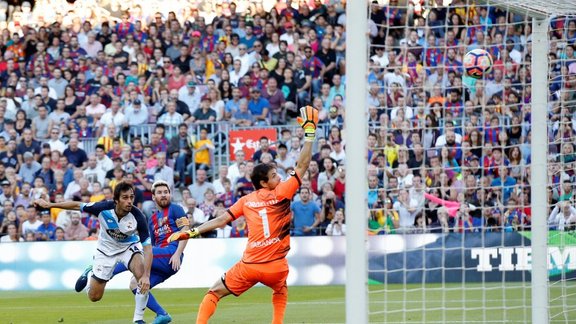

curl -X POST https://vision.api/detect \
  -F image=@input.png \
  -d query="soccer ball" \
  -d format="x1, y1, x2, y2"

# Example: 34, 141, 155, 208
463, 49, 493, 79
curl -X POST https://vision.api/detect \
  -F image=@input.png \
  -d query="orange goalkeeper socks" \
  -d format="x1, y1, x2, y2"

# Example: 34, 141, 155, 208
271, 286, 288, 324
196, 292, 220, 324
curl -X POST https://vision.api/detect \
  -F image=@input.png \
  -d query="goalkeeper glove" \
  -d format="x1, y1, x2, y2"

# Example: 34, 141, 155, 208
167, 228, 200, 242
296, 105, 319, 142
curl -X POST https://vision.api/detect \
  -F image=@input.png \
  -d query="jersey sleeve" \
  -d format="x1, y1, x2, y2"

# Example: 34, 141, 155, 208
227, 196, 245, 221
274, 170, 302, 200
80, 200, 115, 216
171, 204, 190, 229
132, 207, 151, 246
313, 203, 321, 214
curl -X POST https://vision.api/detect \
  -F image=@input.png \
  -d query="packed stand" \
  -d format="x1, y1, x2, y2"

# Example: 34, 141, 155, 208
0, 0, 571, 243
365, 1, 576, 234
0, 0, 351, 241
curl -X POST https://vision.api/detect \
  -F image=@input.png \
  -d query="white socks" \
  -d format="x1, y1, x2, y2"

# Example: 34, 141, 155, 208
133, 288, 149, 322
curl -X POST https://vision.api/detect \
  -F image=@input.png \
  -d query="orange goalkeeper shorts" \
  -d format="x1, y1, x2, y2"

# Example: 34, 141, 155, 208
223, 258, 289, 296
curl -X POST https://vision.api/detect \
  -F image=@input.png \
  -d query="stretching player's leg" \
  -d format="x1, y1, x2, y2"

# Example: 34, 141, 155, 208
198, 262, 256, 324
196, 278, 232, 324
133, 246, 180, 323
86, 252, 116, 301
129, 275, 172, 324
261, 260, 290, 324
128, 253, 149, 324
75, 263, 136, 292
86, 276, 107, 302
270, 283, 288, 324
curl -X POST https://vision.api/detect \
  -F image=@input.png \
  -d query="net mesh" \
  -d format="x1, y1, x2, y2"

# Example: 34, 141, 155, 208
364, 0, 576, 323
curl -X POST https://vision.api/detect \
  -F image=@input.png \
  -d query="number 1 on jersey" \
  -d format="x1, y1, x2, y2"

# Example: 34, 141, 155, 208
258, 209, 271, 238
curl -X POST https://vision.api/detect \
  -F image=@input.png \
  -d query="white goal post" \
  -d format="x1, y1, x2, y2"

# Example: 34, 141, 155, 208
344, 0, 576, 323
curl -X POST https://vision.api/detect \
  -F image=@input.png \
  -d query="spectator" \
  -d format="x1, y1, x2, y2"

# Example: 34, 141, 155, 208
98, 99, 126, 136
0, 223, 23, 242
169, 123, 194, 187
18, 152, 41, 184
151, 151, 175, 190
61, 166, 81, 196
185, 197, 208, 228
63, 137, 88, 168
394, 189, 419, 234
190, 127, 214, 171
123, 99, 149, 128
275, 144, 296, 178
36, 210, 57, 241
16, 128, 41, 165
188, 169, 215, 204
46, 127, 66, 153
230, 216, 249, 237
234, 160, 255, 200
83, 154, 106, 186
227, 150, 245, 185
261, 76, 285, 125
64, 212, 88, 241
231, 98, 254, 126
212, 166, 230, 195
317, 157, 337, 190
252, 137, 277, 162
548, 201, 576, 231
490, 166, 517, 204
34, 156, 54, 189
94, 144, 114, 173
31, 106, 50, 140
326, 209, 346, 236
189, 96, 217, 124
21, 205, 41, 237
247, 87, 270, 125
291, 187, 321, 236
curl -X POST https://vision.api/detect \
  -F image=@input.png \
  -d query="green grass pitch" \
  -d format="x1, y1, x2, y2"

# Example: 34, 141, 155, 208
1, 284, 574, 323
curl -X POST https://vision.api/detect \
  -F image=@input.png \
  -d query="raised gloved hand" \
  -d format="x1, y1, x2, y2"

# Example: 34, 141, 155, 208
296, 106, 319, 142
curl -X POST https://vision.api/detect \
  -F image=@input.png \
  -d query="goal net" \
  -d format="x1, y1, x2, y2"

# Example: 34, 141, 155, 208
353, 0, 576, 323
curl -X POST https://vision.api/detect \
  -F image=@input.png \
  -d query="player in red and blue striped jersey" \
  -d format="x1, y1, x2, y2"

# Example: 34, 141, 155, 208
75, 180, 189, 324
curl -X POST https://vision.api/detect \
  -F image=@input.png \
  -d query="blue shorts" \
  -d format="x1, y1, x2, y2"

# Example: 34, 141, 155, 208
113, 245, 183, 288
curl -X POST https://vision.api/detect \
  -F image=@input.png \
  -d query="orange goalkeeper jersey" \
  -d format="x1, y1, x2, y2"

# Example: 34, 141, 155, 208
227, 171, 301, 264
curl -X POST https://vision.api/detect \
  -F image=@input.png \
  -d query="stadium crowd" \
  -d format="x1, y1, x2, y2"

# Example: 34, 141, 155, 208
0, 0, 575, 243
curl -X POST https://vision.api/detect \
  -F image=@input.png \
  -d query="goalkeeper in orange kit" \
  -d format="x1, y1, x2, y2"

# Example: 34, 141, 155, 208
168, 106, 318, 324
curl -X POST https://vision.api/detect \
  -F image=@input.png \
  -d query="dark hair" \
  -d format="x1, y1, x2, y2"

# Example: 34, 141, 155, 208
251, 163, 275, 190
113, 181, 135, 202
95, 144, 106, 151
278, 143, 287, 150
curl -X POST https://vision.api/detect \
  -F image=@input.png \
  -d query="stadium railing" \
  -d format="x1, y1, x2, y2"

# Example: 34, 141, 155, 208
81, 122, 327, 183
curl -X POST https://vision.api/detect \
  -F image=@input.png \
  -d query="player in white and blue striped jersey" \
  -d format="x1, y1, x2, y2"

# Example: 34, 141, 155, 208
35, 181, 153, 324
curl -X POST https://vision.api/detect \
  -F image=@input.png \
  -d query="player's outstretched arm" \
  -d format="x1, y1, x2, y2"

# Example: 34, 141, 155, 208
167, 212, 234, 242
34, 199, 82, 211
294, 106, 318, 177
